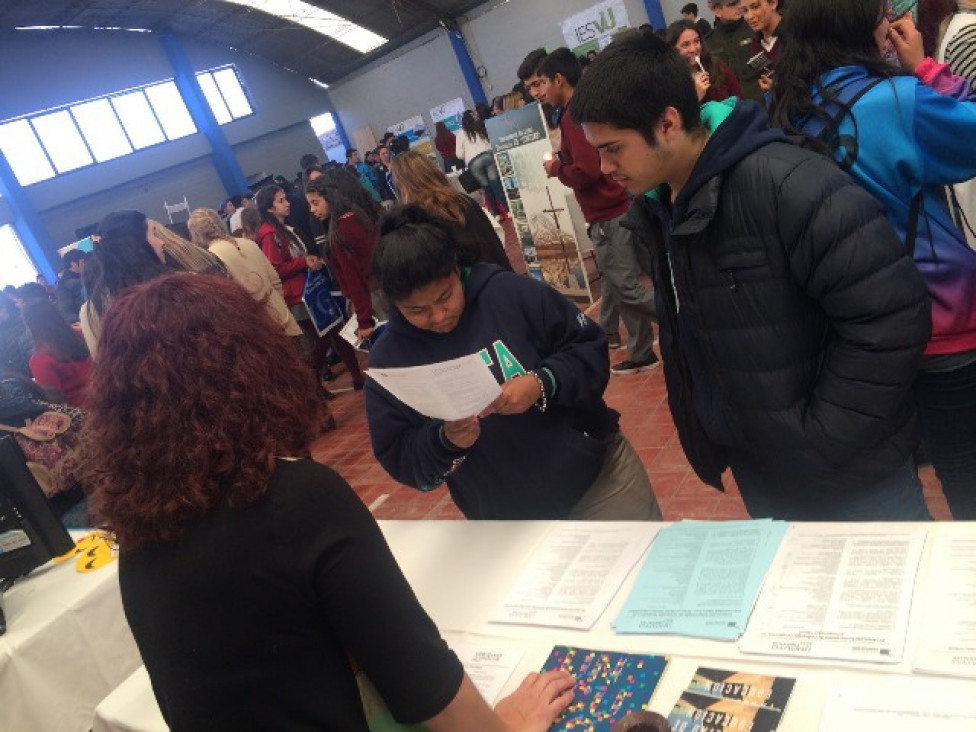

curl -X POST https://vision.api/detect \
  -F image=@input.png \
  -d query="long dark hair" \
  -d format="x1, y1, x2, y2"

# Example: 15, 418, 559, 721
255, 184, 288, 241
307, 168, 380, 253
434, 121, 455, 146
461, 110, 489, 143
665, 20, 729, 92
769, 0, 907, 154
21, 298, 89, 362
88, 210, 171, 318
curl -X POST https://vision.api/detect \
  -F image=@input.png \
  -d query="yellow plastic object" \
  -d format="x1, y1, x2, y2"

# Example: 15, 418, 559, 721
51, 531, 119, 571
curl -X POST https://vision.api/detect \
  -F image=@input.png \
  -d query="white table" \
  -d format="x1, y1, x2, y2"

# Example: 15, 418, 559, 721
0, 551, 141, 731
92, 520, 976, 731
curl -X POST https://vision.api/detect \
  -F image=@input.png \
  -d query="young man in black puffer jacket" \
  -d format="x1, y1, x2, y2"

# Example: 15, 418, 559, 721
572, 29, 932, 521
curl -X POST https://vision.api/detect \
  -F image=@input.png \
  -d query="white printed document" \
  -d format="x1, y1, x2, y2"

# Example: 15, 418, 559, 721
490, 522, 658, 630
366, 354, 501, 421
451, 641, 524, 704
739, 524, 928, 663
818, 679, 976, 731
913, 524, 976, 678
614, 519, 788, 640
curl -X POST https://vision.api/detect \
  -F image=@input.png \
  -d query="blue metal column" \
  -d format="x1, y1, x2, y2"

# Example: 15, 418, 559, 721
642, 0, 667, 30
0, 153, 57, 282
322, 91, 353, 151
446, 27, 487, 106
159, 34, 250, 196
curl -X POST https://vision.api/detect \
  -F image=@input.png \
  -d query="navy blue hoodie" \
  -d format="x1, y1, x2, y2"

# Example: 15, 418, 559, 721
365, 264, 618, 519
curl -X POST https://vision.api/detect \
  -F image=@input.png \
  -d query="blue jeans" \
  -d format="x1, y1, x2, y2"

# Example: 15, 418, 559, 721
915, 357, 976, 519
468, 152, 508, 214
729, 455, 931, 521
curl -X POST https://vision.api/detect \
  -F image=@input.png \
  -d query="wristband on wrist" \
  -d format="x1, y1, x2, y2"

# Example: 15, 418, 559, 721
528, 370, 548, 413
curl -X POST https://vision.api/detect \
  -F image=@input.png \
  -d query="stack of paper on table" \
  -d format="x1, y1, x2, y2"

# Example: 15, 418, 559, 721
449, 641, 524, 704
912, 523, 976, 678
613, 520, 788, 640
490, 523, 658, 630
739, 524, 928, 663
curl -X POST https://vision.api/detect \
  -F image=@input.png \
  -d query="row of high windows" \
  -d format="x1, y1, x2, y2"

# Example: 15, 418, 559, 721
0, 66, 253, 187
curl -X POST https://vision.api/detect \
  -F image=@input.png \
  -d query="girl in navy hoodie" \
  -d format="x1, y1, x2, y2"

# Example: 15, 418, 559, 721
364, 205, 660, 520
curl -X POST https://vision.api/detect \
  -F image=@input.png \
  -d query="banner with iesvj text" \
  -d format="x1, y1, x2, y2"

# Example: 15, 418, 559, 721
560, 0, 631, 56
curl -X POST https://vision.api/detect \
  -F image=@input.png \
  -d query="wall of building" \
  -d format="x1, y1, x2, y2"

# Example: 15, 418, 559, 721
328, 30, 473, 145
0, 28, 333, 259
327, 0, 699, 147
461, 0, 653, 99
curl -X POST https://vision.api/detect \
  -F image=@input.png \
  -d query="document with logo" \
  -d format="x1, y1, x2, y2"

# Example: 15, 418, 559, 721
366, 353, 501, 421
739, 525, 928, 663
450, 641, 524, 704
913, 524, 976, 678
614, 520, 788, 640
491, 523, 658, 630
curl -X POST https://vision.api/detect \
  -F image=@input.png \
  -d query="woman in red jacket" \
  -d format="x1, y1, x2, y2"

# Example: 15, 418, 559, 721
22, 298, 92, 407
256, 184, 364, 394
304, 170, 386, 345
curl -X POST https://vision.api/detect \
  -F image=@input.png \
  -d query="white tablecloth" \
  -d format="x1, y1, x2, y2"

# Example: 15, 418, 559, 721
0, 551, 141, 731
92, 520, 976, 731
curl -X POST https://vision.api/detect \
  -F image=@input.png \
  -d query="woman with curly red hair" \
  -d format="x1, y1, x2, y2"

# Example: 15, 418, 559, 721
84, 273, 572, 732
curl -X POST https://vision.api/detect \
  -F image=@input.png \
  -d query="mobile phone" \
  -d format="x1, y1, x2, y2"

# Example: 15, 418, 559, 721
746, 51, 775, 78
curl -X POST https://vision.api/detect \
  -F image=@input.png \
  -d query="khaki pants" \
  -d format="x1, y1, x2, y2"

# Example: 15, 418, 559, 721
568, 432, 662, 520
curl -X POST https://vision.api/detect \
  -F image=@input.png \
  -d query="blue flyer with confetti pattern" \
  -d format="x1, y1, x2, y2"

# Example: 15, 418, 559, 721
540, 645, 669, 731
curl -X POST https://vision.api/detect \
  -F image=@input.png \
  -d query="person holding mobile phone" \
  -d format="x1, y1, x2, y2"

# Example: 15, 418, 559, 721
706, 0, 764, 101
744, 0, 783, 92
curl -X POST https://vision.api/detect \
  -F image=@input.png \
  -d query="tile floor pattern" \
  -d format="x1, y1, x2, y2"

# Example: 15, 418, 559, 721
311, 327, 952, 523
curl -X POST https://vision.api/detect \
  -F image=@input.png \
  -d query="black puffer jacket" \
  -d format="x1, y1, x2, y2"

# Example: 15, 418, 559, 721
622, 102, 931, 512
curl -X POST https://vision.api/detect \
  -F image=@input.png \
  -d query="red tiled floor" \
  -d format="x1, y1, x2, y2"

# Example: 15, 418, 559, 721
309, 306, 954, 522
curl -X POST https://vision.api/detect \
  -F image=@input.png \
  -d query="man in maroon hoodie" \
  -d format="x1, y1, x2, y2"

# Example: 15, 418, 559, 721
527, 47, 659, 373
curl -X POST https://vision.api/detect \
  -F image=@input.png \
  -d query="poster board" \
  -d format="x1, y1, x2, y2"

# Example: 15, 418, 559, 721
485, 103, 594, 303
388, 115, 434, 158
430, 98, 465, 133
351, 125, 378, 159
560, 0, 631, 56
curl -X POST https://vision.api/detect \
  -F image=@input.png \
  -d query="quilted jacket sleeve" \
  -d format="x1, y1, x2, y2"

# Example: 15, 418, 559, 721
776, 154, 931, 465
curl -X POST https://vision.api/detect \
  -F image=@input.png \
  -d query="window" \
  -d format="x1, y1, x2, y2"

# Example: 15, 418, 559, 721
0, 120, 55, 186
0, 223, 38, 289
0, 65, 253, 187
212, 68, 253, 119
310, 112, 344, 163
196, 67, 253, 123
196, 73, 232, 125
70, 99, 132, 162
31, 111, 94, 173
111, 91, 167, 149
145, 82, 197, 140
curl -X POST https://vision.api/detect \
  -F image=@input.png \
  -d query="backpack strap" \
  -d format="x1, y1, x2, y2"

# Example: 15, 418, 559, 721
906, 192, 923, 258
803, 77, 885, 142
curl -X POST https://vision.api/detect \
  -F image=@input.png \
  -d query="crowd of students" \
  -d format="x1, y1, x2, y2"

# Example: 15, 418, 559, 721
2, 0, 976, 727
